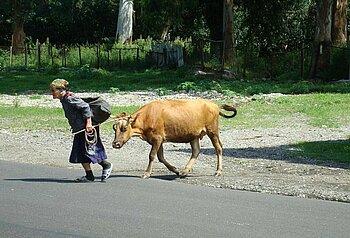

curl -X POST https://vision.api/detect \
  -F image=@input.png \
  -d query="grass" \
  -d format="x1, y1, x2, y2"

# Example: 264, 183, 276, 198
291, 140, 350, 164
1, 67, 350, 95
0, 68, 349, 164
0, 105, 138, 135
220, 93, 350, 129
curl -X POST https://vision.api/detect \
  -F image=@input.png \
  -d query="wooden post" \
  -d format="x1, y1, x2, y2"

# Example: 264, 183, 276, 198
36, 39, 41, 68
107, 50, 110, 67
50, 44, 54, 65
61, 45, 67, 67
200, 40, 205, 70
9, 46, 13, 66
24, 44, 27, 67
163, 47, 167, 65
137, 47, 140, 62
61, 45, 64, 67
78, 45, 82, 66
96, 44, 100, 68
119, 49, 122, 67
300, 43, 304, 78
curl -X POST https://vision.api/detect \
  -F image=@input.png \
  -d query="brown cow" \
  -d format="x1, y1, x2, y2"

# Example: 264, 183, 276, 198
112, 99, 237, 178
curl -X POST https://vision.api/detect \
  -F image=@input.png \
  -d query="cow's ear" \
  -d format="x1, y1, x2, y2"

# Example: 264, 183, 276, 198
127, 115, 135, 125
112, 112, 128, 119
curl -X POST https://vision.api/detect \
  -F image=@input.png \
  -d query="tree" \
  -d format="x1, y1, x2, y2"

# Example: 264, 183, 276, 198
12, 0, 26, 54
116, 0, 134, 43
309, 0, 347, 80
332, 0, 347, 46
223, 0, 236, 66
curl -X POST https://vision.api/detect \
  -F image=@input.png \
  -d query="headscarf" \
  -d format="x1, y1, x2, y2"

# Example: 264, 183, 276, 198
50, 79, 69, 91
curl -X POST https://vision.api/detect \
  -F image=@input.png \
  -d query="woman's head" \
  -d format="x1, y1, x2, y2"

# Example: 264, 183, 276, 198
50, 79, 69, 99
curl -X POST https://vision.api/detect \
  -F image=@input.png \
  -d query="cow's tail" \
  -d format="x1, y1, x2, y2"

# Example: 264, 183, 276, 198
219, 104, 237, 118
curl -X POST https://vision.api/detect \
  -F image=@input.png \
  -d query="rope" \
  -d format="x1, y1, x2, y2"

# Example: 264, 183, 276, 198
85, 128, 97, 145
71, 117, 115, 136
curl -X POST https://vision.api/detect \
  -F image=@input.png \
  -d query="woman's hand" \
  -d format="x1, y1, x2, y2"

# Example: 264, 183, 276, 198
86, 117, 93, 132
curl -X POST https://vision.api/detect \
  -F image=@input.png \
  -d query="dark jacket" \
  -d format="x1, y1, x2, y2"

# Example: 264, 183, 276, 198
60, 91, 92, 133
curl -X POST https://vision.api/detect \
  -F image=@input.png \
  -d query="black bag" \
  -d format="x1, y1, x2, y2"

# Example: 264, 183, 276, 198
82, 97, 112, 124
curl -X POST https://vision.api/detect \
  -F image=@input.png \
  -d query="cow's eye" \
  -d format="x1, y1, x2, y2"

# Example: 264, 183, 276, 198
120, 126, 127, 132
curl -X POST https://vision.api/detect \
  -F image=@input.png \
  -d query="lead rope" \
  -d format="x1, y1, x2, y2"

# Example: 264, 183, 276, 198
71, 118, 115, 136
85, 127, 98, 155
85, 128, 97, 146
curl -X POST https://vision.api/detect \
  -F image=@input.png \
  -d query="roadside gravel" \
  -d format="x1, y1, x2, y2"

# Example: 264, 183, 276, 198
0, 91, 349, 203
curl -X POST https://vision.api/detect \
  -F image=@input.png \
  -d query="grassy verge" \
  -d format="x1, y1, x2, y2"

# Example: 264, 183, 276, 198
1, 68, 350, 95
291, 139, 350, 164
221, 93, 350, 129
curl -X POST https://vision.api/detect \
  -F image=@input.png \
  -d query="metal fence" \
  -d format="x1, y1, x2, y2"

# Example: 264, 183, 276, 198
0, 41, 188, 70
0, 43, 152, 69
1, 40, 349, 80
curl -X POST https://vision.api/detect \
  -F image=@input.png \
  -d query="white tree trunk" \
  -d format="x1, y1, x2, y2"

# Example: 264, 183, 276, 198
116, 0, 134, 44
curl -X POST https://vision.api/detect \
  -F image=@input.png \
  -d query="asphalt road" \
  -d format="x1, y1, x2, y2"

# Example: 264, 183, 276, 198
0, 160, 349, 238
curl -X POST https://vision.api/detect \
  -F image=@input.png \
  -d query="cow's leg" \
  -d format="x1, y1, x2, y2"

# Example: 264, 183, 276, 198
208, 133, 223, 176
181, 138, 200, 177
157, 144, 180, 175
143, 141, 161, 179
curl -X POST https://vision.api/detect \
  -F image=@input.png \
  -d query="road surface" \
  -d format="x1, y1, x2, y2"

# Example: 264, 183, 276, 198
0, 160, 349, 238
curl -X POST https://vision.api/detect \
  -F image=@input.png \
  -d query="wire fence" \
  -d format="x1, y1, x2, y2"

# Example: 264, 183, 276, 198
0, 43, 152, 69
1, 40, 349, 80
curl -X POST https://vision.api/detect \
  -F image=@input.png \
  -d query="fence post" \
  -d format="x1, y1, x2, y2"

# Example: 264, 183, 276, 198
137, 47, 140, 62
300, 43, 304, 78
61, 44, 66, 67
24, 44, 28, 67
200, 40, 205, 70
37, 40, 41, 68
107, 49, 110, 67
96, 44, 100, 68
9, 46, 13, 66
78, 45, 82, 66
163, 47, 167, 65
50, 44, 54, 65
119, 49, 122, 67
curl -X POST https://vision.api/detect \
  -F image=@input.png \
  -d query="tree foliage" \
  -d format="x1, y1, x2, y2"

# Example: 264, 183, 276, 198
0, 0, 348, 81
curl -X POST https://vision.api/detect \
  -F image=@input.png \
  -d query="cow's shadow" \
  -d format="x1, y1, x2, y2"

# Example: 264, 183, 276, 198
168, 139, 350, 170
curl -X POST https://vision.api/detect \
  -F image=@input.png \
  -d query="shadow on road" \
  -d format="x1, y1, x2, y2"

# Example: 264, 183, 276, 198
3, 174, 178, 183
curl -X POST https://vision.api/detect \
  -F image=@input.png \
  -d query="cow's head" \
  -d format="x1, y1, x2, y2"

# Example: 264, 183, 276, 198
111, 112, 134, 149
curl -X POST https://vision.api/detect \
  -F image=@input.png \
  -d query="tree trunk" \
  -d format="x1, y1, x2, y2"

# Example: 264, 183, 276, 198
160, 19, 171, 41
223, 0, 235, 66
12, 0, 25, 55
309, 0, 333, 80
116, 0, 134, 44
332, 0, 347, 46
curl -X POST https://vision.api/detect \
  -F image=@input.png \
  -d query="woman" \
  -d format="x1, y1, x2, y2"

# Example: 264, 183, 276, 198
50, 79, 113, 182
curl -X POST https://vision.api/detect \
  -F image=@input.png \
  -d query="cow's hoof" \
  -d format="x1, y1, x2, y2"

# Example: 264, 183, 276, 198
214, 172, 222, 177
173, 168, 180, 176
179, 173, 187, 179
141, 174, 150, 179
180, 170, 189, 178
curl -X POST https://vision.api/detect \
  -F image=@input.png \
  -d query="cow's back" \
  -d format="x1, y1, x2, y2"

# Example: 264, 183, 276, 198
133, 99, 220, 143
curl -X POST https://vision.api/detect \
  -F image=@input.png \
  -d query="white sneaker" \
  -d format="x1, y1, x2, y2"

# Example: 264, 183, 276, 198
101, 163, 113, 182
